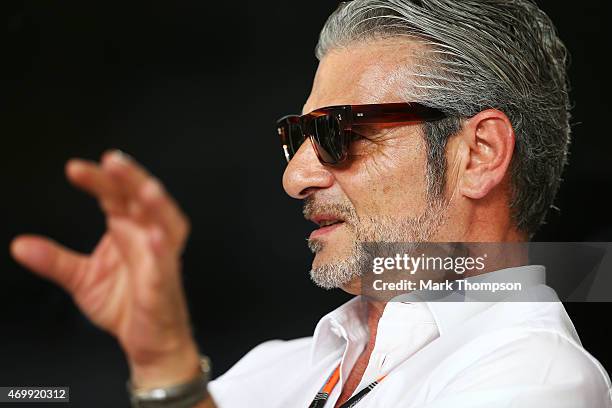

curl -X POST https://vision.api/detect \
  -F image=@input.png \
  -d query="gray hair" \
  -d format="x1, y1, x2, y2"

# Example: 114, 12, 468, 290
316, 0, 571, 236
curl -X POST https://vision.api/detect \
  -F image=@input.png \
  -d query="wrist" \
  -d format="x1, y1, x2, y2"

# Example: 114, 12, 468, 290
128, 339, 202, 389
128, 355, 212, 408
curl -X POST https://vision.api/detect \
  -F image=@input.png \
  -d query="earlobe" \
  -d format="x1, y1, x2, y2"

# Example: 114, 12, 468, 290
458, 110, 515, 200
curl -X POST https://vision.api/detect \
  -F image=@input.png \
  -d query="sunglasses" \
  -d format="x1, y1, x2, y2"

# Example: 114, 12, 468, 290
276, 103, 446, 165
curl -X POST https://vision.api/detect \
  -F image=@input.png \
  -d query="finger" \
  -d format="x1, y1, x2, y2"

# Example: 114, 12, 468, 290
101, 150, 152, 203
139, 178, 191, 251
100, 151, 188, 245
10, 235, 87, 293
65, 159, 127, 215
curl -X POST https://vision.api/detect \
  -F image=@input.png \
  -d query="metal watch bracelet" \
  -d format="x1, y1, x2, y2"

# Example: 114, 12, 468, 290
127, 356, 211, 408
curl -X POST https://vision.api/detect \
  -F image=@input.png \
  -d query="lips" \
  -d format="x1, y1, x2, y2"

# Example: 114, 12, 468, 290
309, 215, 346, 239
318, 219, 342, 227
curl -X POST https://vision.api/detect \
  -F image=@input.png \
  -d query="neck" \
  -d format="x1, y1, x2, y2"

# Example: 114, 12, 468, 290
366, 300, 386, 348
334, 300, 387, 407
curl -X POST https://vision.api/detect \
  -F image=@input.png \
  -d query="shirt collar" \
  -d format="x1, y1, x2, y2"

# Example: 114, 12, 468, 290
310, 265, 547, 364
310, 296, 368, 365
426, 264, 546, 335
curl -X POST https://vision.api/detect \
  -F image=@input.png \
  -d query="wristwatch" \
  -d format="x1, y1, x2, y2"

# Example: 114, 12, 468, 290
127, 356, 212, 408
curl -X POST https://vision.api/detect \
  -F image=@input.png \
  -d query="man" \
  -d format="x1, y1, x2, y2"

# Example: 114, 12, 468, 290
9, 0, 612, 407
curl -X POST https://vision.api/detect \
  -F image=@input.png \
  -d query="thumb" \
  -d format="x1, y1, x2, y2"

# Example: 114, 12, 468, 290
10, 235, 87, 293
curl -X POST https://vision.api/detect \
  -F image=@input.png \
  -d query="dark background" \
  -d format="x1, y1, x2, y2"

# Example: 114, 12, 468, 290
1, 1, 611, 406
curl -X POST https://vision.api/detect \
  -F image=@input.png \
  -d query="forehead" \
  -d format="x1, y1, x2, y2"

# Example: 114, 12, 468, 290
302, 39, 421, 114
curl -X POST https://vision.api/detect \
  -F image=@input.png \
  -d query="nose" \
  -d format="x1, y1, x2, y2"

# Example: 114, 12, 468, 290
282, 139, 334, 199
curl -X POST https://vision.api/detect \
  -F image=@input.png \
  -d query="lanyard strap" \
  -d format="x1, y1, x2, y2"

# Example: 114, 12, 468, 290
308, 365, 385, 408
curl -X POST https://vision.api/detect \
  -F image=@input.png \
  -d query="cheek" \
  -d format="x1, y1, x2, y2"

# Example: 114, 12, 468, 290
338, 135, 430, 216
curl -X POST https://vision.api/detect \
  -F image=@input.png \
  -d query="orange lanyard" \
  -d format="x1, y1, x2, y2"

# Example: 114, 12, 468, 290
308, 364, 386, 408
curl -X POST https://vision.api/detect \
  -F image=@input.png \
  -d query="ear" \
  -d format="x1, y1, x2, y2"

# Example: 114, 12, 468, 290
458, 109, 515, 199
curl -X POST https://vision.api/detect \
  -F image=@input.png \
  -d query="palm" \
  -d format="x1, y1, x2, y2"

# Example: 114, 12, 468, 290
72, 233, 131, 335
11, 151, 195, 375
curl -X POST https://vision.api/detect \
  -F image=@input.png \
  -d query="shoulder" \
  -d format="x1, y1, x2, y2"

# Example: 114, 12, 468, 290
214, 336, 312, 378
432, 313, 611, 406
460, 328, 610, 383
208, 337, 312, 397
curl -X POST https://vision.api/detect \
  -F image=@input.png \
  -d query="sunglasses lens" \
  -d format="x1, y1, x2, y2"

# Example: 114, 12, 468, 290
311, 114, 347, 164
278, 117, 305, 162
287, 121, 305, 158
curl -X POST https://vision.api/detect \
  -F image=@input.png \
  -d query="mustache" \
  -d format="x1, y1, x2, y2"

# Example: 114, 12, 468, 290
302, 196, 358, 224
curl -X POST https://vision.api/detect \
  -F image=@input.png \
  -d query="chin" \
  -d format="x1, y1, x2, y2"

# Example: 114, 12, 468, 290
310, 241, 346, 268
311, 249, 332, 270
309, 235, 366, 292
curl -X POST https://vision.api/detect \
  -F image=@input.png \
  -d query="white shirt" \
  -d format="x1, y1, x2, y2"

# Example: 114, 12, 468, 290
209, 266, 612, 407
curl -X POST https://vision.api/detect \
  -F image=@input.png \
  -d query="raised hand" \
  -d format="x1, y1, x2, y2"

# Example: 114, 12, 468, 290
10, 150, 201, 388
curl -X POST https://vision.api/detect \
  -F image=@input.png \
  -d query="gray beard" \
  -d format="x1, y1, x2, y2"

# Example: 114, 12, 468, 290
308, 238, 368, 290
308, 199, 447, 290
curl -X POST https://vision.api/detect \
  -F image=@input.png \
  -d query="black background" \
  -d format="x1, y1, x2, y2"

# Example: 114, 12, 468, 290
1, 1, 611, 407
